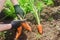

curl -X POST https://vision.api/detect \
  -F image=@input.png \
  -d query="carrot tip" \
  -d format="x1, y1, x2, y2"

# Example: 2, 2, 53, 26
22, 22, 32, 31
29, 29, 32, 32
37, 24, 43, 34
15, 26, 22, 40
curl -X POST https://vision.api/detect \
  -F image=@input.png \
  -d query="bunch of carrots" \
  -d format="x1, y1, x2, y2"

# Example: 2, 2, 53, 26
15, 13, 43, 40
15, 21, 31, 40
15, 0, 43, 40
15, 21, 42, 40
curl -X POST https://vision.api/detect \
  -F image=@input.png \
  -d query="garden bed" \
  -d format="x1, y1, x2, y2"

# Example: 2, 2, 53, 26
0, 6, 60, 40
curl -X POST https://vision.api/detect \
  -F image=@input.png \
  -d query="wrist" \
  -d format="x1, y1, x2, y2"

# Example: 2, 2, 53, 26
0, 24, 12, 31
8, 24, 12, 29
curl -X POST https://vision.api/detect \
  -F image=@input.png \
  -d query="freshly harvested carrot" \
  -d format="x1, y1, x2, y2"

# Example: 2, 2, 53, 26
21, 22, 31, 31
15, 26, 22, 40
37, 24, 43, 34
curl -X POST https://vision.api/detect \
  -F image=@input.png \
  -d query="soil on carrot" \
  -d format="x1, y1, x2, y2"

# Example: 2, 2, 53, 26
0, 4, 60, 40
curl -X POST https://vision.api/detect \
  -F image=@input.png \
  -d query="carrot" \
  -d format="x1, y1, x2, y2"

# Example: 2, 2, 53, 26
37, 24, 43, 34
21, 22, 31, 31
15, 26, 22, 40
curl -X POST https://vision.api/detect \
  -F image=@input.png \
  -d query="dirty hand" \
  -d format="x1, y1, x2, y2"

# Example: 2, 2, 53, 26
11, 20, 26, 29
14, 5, 24, 18
11, 20, 21, 29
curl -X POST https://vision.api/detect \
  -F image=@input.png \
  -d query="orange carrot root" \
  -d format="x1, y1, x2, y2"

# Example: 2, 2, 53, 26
15, 26, 22, 40
21, 22, 31, 31
37, 24, 43, 34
